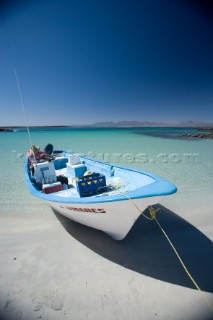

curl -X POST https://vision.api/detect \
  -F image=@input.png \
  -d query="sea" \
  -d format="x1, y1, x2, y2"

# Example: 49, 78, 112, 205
0, 127, 212, 232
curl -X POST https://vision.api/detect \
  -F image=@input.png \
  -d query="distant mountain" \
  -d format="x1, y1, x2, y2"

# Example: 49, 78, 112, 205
90, 121, 116, 127
90, 120, 213, 128
1, 121, 213, 129
90, 120, 169, 127
176, 121, 213, 127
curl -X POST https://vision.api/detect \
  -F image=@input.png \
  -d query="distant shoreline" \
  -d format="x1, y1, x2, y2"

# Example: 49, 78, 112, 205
0, 126, 71, 132
1, 125, 213, 139
1, 120, 213, 130
1, 125, 213, 129
0, 125, 70, 129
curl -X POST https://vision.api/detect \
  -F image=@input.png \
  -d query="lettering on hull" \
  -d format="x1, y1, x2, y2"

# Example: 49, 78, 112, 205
59, 205, 106, 213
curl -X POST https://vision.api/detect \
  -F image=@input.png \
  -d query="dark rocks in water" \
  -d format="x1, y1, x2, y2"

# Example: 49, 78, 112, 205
177, 126, 213, 139
0, 128, 13, 132
177, 133, 213, 139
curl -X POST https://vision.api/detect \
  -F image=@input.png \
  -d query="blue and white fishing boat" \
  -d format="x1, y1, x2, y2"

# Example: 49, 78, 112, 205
25, 151, 177, 240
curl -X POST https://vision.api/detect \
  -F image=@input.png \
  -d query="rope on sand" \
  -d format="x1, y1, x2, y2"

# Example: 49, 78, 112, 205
117, 192, 213, 312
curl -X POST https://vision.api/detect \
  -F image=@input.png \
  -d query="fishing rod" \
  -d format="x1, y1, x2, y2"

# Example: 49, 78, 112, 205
14, 67, 33, 150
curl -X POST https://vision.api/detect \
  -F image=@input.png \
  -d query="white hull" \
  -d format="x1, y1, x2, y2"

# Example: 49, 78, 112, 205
48, 196, 160, 240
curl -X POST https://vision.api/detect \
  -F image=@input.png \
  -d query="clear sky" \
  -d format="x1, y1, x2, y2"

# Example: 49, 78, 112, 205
0, 0, 213, 126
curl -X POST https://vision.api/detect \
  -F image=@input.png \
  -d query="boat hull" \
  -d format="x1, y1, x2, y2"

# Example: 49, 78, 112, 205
25, 152, 177, 240
48, 196, 160, 240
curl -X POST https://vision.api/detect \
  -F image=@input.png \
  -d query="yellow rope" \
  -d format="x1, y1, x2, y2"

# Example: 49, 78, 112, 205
115, 192, 156, 220
116, 191, 213, 311
147, 205, 213, 312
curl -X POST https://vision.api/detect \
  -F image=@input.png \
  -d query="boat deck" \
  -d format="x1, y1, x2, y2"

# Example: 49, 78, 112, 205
54, 166, 154, 199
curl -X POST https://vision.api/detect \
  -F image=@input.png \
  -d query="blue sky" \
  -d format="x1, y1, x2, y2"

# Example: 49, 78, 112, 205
0, 0, 213, 126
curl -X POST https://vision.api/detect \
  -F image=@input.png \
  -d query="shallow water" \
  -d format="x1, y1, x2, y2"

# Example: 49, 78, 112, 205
0, 127, 212, 222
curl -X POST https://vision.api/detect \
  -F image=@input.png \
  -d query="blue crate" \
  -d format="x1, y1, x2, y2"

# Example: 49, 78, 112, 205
76, 173, 106, 197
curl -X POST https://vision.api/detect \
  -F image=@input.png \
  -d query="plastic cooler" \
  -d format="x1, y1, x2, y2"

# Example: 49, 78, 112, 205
53, 156, 68, 170
68, 154, 81, 165
66, 163, 86, 178
42, 182, 62, 194
76, 173, 106, 197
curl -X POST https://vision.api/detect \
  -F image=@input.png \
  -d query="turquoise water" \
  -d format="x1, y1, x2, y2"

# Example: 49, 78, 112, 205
0, 128, 212, 220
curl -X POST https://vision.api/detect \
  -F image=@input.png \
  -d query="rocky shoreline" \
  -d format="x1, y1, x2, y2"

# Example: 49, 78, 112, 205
178, 133, 213, 139
0, 128, 14, 132
177, 127, 213, 139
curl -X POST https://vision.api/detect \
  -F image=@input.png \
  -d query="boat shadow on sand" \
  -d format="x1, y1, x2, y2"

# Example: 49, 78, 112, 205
53, 205, 213, 293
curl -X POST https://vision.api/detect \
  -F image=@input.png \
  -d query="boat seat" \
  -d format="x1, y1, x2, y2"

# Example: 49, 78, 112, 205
34, 161, 57, 184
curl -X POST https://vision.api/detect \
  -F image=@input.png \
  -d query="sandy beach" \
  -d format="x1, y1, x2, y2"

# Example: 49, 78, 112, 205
0, 198, 212, 320
0, 127, 213, 320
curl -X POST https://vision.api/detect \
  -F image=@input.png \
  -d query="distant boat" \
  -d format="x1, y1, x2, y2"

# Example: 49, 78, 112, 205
25, 151, 177, 240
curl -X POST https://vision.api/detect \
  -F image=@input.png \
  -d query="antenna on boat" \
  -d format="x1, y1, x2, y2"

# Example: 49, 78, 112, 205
14, 67, 33, 149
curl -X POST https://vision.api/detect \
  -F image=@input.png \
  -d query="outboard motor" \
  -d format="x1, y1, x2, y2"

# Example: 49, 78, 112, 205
44, 144, 53, 155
